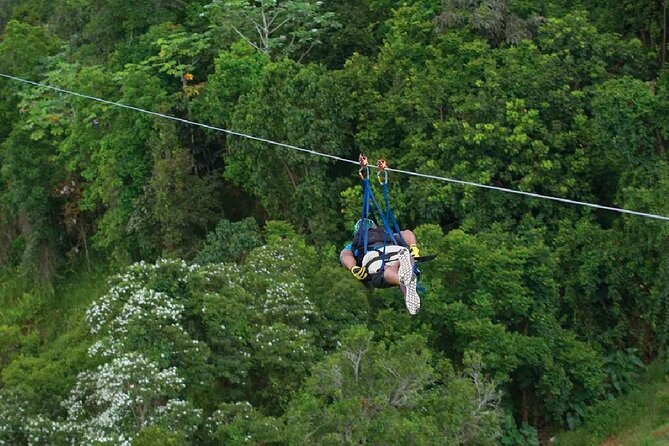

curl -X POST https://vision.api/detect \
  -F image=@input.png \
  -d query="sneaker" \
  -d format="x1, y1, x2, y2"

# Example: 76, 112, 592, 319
398, 248, 420, 315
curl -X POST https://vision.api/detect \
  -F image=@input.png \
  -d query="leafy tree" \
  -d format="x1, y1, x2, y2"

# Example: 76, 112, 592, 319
129, 121, 221, 258
591, 77, 663, 165
208, 402, 283, 445
285, 326, 503, 445
0, 20, 59, 276
308, 0, 390, 67
561, 0, 669, 67
142, 28, 211, 81
0, 84, 66, 280
80, 0, 202, 59
435, 0, 545, 46
0, 0, 19, 33
0, 20, 60, 78
64, 353, 200, 445
0, 325, 22, 368
224, 59, 351, 241
416, 224, 605, 428
73, 65, 164, 261
204, 0, 339, 62
192, 39, 268, 127
194, 217, 263, 264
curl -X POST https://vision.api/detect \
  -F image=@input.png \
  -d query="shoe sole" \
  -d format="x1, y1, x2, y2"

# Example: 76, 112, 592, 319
398, 248, 420, 315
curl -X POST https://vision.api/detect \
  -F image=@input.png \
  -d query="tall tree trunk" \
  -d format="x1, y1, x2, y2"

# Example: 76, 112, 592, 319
79, 219, 91, 271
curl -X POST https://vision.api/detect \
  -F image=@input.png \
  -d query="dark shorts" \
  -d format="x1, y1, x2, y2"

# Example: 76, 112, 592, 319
360, 245, 405, 289
365, 271, 393, 289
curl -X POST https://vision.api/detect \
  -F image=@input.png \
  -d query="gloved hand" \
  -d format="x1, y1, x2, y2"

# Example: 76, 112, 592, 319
350, 265, 368, 280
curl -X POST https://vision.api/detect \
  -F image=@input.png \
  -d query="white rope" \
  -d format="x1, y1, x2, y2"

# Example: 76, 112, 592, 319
388, 167, 669, 221
2, 72, 668, 222
0, 73, 355, 165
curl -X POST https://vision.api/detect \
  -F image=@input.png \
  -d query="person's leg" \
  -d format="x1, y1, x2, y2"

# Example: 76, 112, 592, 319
399, 230, 417, 245
396, 248, 420, 315
383, 262, 401, 285
371, 247, 420, 314
381, 245, 414, 286
398, 230, 420, 258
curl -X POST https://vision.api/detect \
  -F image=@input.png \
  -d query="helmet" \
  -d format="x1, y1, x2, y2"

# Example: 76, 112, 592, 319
353, 218, 377, 235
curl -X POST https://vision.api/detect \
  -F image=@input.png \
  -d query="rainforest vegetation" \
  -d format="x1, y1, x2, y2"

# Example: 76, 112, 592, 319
1, 0, 669, 444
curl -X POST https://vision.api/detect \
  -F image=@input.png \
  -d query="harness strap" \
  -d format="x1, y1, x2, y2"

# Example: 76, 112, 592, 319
382, 181, 406, 247
361, 178, 371, 256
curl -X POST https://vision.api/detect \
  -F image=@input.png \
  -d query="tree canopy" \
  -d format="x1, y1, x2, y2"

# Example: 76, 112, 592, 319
1, 0, 668, 444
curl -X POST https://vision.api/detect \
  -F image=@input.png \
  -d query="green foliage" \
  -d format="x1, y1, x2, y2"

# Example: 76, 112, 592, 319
208, 402, 283, 445
194, 217, 263, 264
554, 361, 669, 446
604, 348, 646, 398
142, 28, 211, 79
2, 0, 669, 443
591, 77, 662, 165
436, 0, 545, 46
130, 121, 221, 258
133, 427, 186, 446
80, 0, 200, 59
501, 418, 540, 446
223, 58, 350, 241
285, 326, 503, 445
0, 318, 93, 424
0, 325, 25, 368
205, 0, 339, 61
415, 224, 606, 429
0, 20, 59, 77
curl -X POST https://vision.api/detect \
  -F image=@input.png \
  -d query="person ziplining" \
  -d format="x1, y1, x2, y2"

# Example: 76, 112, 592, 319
339, 156, 434, 315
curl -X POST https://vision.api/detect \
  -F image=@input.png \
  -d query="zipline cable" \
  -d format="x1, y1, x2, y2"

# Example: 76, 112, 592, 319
0, 73, 355, 165
2, 72, 669, 222
387, 166, 669, 221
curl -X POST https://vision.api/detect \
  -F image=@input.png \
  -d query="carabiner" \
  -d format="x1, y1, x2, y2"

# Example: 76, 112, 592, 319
358, 154, 370, 179
376, 158, 388, 184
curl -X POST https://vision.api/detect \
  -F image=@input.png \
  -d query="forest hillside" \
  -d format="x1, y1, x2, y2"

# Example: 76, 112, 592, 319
1, 0, 669, 445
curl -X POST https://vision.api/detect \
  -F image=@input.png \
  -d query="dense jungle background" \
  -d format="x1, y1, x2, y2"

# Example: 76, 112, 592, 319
1, 0, 669, 444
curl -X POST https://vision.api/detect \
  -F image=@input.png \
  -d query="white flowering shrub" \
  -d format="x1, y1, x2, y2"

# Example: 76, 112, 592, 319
249, 323, 317, 407
0, 390, 28, 445
87, 287, 185, 357
73, 253, 326, 439
193, 289, 253, 385
187, 262, 244, 293
24, 415, 64, 446
0, 390, 72, 446
85, 259, 215, 389
62, 260, 222, 444
244, 244, 319, 327
1, 230, 374, 445
252, 324, 315, 367
258, 277, 317, 326
63, 353, 190, 445
147, 399, 202, 437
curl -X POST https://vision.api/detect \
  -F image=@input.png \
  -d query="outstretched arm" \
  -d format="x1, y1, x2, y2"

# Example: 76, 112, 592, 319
341, 248, 368, 281
340, 248, 357, 271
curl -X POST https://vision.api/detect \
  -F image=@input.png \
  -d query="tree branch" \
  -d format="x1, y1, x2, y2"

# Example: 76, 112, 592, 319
231, 25, 263, 53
